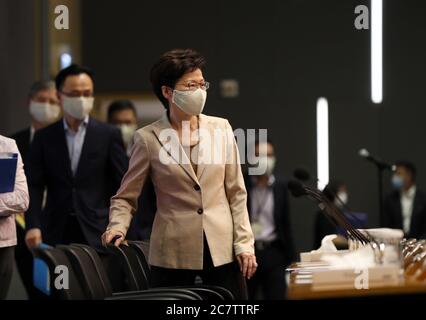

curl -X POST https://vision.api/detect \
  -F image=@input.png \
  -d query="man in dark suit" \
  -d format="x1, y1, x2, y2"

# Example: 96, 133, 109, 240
10, 80, 60, 300
25, 64, 128, 249
106, 100, 156, 241
383, 161, 426, 239
245, 139, 296, 300
11, 80, 60, 162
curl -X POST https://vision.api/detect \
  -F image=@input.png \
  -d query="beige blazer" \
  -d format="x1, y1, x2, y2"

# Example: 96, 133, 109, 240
107, 112, 254, 269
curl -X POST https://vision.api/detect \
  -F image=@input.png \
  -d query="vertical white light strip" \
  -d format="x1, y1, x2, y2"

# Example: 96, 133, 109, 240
371, 0, 383, 103
317, 97, 329, 190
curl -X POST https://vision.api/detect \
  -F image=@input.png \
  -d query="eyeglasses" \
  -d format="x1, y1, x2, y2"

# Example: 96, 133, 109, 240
174, 81, 210, 91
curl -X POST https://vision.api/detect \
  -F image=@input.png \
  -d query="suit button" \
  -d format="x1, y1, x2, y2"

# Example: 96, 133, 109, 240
194, 184, 200, 191
197, 208, 203, 214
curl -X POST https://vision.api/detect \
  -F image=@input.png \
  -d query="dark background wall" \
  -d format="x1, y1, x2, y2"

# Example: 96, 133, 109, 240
0, 0, 36, 135
3, 0, 426, 254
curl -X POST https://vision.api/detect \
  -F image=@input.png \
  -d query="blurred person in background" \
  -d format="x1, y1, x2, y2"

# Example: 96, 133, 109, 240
313, 180, 349, 249
107, 100, 138, 157
383, 161, 426, 239
107, 100, 156, 241
11, 81, 60, 161
313, 181, 367, 249
245, 139, 295, 299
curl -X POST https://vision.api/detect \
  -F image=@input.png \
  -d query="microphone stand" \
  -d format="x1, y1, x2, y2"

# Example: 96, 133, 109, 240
359, 151, 394, 226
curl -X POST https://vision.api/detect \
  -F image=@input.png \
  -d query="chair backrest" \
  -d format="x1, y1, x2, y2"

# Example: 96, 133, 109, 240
69, 243, 114, 295
57, 245, 109, 300
120, 245, 150, 289
202, 285, 235, 300
32, 247, 86, 300
128, 241, 151, 281
106, 244, 140, 291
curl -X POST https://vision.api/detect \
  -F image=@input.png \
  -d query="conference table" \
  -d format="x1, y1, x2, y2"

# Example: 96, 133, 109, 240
286, 263, 426, 299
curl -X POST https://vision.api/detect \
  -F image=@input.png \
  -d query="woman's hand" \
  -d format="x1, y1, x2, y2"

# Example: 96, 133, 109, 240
236, 252, 258, 279
101, 229, 125, 247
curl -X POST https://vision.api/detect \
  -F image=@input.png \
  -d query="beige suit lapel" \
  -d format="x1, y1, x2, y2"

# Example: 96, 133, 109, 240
196, 114, 210, 181
152, 112, 199, 184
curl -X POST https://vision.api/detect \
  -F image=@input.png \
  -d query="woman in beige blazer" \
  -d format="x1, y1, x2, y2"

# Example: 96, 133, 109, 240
102, 49, 256, 298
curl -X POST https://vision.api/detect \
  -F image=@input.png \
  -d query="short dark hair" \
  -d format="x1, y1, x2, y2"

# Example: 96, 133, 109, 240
254, 137, 274, 148
107, 100, 137, 122
395, 160, 417, 181
149, 49, 206, 109
323, 180, 345, 201
55, 63, 95, 91
28, 80, 55, 99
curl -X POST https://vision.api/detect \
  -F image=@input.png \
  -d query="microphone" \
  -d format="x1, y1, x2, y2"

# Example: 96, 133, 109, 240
288, 180, 372, 244
288, 180, 308, 198
358, 148, 394, 171
293, 168, 311, 182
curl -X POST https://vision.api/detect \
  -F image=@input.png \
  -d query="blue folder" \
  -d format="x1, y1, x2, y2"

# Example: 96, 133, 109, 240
0, 153, 18, 193
337, 212, 368, 236
33, 243, 53, 296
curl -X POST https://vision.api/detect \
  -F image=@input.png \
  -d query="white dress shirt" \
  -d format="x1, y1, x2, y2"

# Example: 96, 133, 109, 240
30, 125, 35, 143
63, 116, 89, 175
401, 185, 416, 234
250, 175, 277, 242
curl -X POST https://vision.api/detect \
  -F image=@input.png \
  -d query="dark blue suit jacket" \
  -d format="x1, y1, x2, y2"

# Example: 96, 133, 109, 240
25, 118, 128, 247
383, 188, 426, 240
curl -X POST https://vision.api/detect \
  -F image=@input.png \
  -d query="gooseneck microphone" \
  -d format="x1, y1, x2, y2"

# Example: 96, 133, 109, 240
288, 180, 371, 244
358, 148, 395, 171
293, 168, 311, 182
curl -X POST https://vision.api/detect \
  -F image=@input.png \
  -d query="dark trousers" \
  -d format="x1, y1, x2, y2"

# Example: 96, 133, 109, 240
248, 240, 288, 300
150, 236, 248, 300
0, 246, 15, 299
15, 224, 45, 300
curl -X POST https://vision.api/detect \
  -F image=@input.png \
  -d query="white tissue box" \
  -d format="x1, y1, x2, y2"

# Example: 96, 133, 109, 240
311, 265, 402, 291
300, 250, 350, 263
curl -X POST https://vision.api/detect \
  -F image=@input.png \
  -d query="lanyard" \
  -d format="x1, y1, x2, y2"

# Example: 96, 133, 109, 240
252, 187, 270, 222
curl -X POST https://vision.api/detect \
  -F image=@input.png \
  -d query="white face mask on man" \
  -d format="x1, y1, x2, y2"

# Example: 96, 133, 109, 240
117, 124, 137, 147
334, 191, 348, 208
172, 88, 207, 116
256, 155, 276, 177
62, 96, 94, 120
29, 101, 60, 124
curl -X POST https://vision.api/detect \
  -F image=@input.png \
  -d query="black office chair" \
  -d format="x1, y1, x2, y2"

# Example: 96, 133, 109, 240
128, 241, 151, 279
32, 247, 87, 300
57, 245, 111, 299
117, 244, 150, 289
66, 243, 202, 300
121, 242, 235, 300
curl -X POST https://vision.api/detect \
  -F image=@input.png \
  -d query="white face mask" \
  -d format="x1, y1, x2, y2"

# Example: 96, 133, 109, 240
335, 191, 348, 208
172, 88, 207, 116
29, 101, 60, 124
117, 124, 137, 147
62, 96, 94, 120
257, 156, 276, 176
